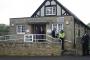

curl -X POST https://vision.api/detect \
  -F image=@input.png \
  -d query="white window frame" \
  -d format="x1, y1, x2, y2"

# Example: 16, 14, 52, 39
46, 6, 56, 15
52, 24, 63, 33
24, 34, 33, 42
16, 25, 26, 34
58, 24, 63, 31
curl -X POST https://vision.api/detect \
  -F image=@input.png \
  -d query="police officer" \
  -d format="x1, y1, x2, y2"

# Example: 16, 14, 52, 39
81, 32, 89, 56
59, 30, 65, 50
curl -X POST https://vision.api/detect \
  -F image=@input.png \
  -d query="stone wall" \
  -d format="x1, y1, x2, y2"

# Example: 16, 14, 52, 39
0, 41, 61, 56
63, 16, 84, 56
64, 16, 75, 54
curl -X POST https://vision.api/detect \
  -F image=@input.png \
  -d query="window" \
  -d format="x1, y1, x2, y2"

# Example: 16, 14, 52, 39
17, 25, 26, 34
52, 24, 63, 33
78, 29, 80, 37
45, 6, 56, 15
58, 24, 63, 32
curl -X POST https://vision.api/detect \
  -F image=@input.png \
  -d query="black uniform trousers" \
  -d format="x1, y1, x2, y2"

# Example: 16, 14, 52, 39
60, 38, 64, 50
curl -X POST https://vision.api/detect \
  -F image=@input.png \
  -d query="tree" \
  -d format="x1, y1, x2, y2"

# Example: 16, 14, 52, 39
87, 23, 90, 27
0, 24, 9, 36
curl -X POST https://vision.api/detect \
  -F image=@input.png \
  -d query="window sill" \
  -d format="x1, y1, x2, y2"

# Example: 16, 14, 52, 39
17, 32, 25, 34
45, 14, 56, 15
45, 15, 56, 16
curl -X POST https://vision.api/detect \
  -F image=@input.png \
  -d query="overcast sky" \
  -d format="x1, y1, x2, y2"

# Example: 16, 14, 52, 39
0, 0, 90, 25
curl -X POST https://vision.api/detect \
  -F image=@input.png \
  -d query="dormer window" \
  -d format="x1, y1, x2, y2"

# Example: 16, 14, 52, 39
45, 6, 56, 16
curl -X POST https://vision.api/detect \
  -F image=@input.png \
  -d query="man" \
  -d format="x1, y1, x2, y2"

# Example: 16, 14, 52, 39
81, 32, 90, 56
59, 30, 65, 50
51, 28, 56, 38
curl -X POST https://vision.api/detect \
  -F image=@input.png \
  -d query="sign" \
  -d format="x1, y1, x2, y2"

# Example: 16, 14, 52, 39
24, 34, 33, 42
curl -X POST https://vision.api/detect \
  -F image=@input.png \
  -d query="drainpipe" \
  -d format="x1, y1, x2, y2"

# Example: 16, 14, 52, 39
73, 18, 76, 48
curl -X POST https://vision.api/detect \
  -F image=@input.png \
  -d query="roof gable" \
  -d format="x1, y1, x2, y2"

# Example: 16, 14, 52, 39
31, 0, 90, 29
31, 0, 70, 17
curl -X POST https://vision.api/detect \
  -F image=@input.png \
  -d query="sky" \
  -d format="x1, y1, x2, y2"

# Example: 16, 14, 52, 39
0, 0, 90, 25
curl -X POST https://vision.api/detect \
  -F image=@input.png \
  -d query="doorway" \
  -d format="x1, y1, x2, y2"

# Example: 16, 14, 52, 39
32, 24, 46, 34
31, 24, 46, 42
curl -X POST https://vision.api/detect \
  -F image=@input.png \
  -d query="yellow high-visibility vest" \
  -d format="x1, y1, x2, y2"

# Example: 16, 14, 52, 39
59, 32, 65, 38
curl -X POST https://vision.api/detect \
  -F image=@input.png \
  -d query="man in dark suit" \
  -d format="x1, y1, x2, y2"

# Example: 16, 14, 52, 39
81, 32, 90, 56
51, 28, 56, 38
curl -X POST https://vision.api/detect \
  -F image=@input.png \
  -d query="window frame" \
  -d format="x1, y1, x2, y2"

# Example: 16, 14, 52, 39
16, 25, 26, 34
52, 24, 63, 33
45, 5, 56, 16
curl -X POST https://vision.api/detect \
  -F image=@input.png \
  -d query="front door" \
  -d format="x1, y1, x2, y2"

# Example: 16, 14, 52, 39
33, 24, 46, 42
33, 24, 46, 34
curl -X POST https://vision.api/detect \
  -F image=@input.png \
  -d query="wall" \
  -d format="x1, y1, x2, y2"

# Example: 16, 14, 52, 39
9, 16, 89, 55
0, 32, 9, 36
64, 16, 74, 50
0, 41, 61, 56
63, 16, 89, 55
74, 20, 86, 55
10, 18, 27, 35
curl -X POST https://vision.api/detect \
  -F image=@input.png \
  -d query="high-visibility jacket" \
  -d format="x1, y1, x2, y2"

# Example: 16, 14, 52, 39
59, 32, 65, 39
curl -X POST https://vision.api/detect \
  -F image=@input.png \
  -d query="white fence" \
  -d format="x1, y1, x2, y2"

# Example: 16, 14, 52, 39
24, 34, 46, 42
0, 35, 17, 41
0, 34, 61, 43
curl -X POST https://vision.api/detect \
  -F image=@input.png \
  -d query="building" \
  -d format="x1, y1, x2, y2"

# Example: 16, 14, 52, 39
9, 0, 90, 55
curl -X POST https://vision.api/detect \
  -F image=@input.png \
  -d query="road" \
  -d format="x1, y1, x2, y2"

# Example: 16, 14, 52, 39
0, 56, 90, 60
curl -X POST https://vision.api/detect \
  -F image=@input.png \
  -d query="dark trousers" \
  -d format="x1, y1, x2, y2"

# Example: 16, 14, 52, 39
61, 38, 64, 50
82, 44, 89, 56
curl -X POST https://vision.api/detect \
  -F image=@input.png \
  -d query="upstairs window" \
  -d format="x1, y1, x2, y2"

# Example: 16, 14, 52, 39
45, 6, 56, 15
16, 25, 26, 34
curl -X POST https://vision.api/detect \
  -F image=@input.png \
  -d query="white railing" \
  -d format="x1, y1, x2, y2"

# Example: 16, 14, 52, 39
0, 34, 61, 44
24, 34, 46, 42
24, 34, 62, 43
0, 34, 19, 42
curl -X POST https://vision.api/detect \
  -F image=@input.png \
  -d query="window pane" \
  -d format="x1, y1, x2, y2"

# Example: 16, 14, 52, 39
46, 7, 52, 15
53, 7, 56, 14
58, 24, 63, 32
52, 24, 57, 30
17, 25, 22, 32
50, 7, 52, 14
17, 25, 25, 33
22, 25, 25, 32
46, 8, 48, 14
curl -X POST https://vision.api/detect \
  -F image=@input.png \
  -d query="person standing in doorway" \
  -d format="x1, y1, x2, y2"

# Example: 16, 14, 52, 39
59, 30, 65, 50
81, 32, 90, 56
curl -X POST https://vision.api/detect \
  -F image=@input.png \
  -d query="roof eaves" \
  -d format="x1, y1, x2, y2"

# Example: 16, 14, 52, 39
31, 0, 47, 17
56, 0, 90, 29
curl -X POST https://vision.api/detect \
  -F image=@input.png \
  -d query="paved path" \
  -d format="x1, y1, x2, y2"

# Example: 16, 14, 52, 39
0, 56, 90, 60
